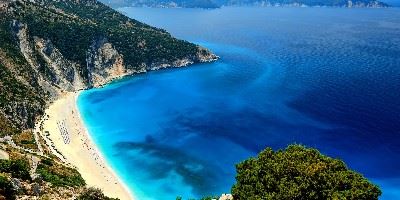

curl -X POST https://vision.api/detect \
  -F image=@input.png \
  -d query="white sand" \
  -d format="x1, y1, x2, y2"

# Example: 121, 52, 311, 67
39, 92, 134, 200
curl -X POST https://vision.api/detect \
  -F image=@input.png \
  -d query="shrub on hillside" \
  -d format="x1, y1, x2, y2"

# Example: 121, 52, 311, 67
0, 159, 31, 181
36, 158, 85, 187
76, 187, 119, 200
232, 145, 381, 200
0, 175, 16, 200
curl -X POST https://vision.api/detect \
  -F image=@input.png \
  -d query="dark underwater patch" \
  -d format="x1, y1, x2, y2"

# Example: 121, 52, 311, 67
113, 142, 223, 196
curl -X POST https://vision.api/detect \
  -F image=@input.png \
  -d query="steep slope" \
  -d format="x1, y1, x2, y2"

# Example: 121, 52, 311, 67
0, 0, 216, 198
0, 0, 217, 134
101, 0, 389, 8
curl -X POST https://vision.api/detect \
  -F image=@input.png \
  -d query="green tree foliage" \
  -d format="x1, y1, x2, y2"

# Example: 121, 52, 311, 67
0, 175, 16, 200
176, 196, 219, 200
232, 145, 382, 200
0, 114, 17, 137
0, 16, 46, 131
76, 187, 119, 200
12, 0, 203, 80
200, 196, 220, 200
0, 159, 31, 181
0, 0, 212, 135
36, 158, 85, 187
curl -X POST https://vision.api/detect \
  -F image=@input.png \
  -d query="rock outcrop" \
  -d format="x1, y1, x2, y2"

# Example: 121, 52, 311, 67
0, 1, 217, 199
0, 0, 217, 132
218, 194, 234, 200
87, 37, 129, 87
12, 20, 86, 99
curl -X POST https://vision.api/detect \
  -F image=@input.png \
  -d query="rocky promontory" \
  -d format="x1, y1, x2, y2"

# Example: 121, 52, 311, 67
0, 0, 218, 131
0, 0, 217, 199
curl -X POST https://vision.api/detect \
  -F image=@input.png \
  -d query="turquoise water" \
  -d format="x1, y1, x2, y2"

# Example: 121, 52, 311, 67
78, 7, 400, 200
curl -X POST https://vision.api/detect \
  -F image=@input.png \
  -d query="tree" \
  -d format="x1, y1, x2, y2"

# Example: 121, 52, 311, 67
76, 187, 119, 200
0, 159, 31, 181
232, 145, 381, 200
0, 175, 16, 200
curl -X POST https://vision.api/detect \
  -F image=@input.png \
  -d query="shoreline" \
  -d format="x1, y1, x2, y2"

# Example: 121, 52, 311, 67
33, 56, 219, 199
37, 91, 134, 200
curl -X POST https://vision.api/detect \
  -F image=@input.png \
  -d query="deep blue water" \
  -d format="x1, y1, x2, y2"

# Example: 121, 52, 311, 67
382, 0, 400, 7
78, 7, 400, 200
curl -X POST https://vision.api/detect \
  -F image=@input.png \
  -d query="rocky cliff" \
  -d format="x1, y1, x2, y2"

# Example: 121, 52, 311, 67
0, 0, 217, 133
0, 0, 217, 198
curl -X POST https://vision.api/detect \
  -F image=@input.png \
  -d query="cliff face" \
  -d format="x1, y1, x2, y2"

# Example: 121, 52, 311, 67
12, 20, 85, 95
87, 37, 128, 87
0, 3, 217, 195
0, 0, 218, 133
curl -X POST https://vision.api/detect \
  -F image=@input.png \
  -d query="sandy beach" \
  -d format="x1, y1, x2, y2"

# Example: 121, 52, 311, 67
38, 92, 134, 200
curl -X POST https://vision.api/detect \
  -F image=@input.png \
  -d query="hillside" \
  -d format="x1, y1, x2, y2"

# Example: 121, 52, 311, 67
0, 0, 216, 198
0, 0, 216, 133
101, 0, 389, 8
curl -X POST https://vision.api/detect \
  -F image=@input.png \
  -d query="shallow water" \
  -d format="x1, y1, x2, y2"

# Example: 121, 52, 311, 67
78, 7, 400, 199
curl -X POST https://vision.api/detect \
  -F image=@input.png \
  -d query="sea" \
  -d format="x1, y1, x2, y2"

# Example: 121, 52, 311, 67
77, 7, 400, 200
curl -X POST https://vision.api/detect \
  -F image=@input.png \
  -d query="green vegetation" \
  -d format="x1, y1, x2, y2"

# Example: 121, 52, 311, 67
36, 158, 85, 187
77, 187, 119, 200
12, 131, 37, 150
0, 114, 16, 137
0, 60, 45, 130
0, 0, 213, 136
0, 159, 31, 181
0, 0, 214, 198
198, 196, 220, 200
1, 1, 382, 199
176, 196, 220, 200
0, 16, 46, 132
13, 0, 204, 80
0, 175, 16, 200
232, 145, 381, 200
